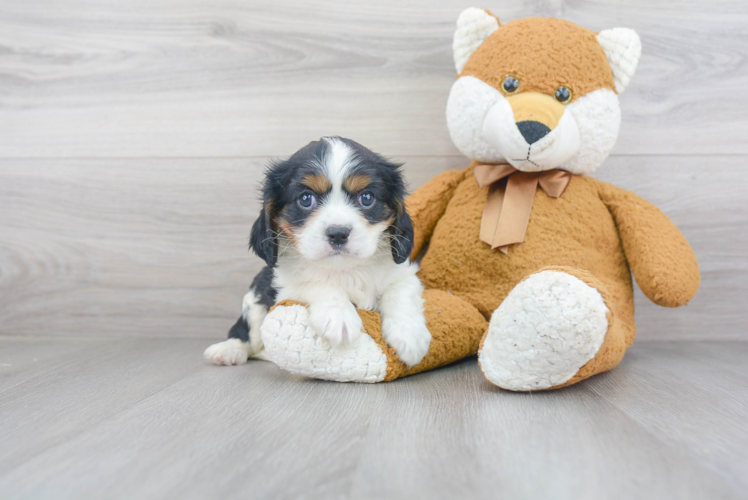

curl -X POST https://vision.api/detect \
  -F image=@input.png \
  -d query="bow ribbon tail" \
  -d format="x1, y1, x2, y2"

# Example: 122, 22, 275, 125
480, 178, 508, 253
492, 172, 540, 251
479, 172, 540, 253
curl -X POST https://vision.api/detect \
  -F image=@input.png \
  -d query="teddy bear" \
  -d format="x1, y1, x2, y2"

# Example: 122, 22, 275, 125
258, 8, 700, 391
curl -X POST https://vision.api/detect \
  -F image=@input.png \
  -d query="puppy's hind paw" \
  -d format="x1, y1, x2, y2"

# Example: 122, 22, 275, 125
204, 338, 250, 366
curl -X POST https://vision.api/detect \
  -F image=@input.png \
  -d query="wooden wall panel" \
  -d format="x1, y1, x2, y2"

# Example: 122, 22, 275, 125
0, 0, 745, 340
1, 155, 744, 340
0, 0, 746, 157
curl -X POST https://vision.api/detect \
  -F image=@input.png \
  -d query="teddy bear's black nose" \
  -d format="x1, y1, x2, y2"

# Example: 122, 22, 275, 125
516, 120, 551, 144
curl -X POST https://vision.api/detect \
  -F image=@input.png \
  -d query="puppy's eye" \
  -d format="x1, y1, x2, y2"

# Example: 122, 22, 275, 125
502, 76, 519, 94
298, 193, 317, 210
555, 86, 572, 104
358, 192, 375, 209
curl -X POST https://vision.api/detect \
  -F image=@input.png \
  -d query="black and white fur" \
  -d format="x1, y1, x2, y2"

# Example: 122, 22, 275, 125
204, 137, 431, 368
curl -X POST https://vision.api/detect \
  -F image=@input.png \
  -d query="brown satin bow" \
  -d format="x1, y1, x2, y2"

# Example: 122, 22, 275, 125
474, 164, 573, 254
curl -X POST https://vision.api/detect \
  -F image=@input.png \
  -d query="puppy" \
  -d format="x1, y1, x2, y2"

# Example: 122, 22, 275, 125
204, 137, 431, 368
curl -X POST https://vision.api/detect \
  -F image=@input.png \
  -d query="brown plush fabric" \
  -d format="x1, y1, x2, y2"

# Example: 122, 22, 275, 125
598, 183, 701, 307
385, 289, 488, 381
406, 168, 471, 260
460, 17, 616, 101
407, 162, 698, 388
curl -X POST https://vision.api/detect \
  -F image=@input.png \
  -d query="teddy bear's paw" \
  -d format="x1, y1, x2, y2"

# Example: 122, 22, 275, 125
260, 305, 388, 383
479, 270, 609, 391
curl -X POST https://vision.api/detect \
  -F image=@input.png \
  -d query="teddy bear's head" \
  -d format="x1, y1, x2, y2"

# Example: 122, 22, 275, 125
446, 9, 641, 174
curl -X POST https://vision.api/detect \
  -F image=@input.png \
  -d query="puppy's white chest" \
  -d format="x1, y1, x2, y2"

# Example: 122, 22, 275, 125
321, 270, 380, 310
274, 262, 384, 312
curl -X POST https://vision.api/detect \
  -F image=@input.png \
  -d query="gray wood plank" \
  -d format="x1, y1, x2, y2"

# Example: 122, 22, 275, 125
0, 337, 210, 472
0, 0, 746, 158
0, 338, 745, 499
0, 336, 111, 393
1, 155, 745, 340
586, 342, 748, 492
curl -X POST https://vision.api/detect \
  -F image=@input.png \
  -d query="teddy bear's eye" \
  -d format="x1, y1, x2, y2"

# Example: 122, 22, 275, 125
502, 76, 519, 94
555, 86, 572, 104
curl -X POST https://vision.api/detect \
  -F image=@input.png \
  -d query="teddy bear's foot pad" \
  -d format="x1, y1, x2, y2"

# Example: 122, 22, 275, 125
261, 305, 388, 383
479, 270, 609, 391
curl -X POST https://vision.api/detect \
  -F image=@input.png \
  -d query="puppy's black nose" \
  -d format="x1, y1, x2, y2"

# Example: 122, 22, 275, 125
326, 226, 350, 246
516, 120, 551, 144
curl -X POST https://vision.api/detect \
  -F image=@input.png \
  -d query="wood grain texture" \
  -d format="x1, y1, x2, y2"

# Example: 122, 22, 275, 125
1, 155, 745, 340
0, 0, 747, 157
0, 0, 745, 340
0, 338, 746, 499
0, 156, 456, 338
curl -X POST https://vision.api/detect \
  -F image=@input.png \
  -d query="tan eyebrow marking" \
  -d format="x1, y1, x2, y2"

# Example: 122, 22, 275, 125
301, 173, 332, 193
343, 174, 372, 193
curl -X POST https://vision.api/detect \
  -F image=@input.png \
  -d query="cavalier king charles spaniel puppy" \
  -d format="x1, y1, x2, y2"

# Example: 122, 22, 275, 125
205, 137, 431, 368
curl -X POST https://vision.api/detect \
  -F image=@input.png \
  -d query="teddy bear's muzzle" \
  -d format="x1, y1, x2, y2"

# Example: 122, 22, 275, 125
516, 120, 551, 144
482, 92, 581, 172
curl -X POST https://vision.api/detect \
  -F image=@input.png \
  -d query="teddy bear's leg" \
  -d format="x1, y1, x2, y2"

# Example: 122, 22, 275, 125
260, 290, 487, 383
479, 266, 631, 391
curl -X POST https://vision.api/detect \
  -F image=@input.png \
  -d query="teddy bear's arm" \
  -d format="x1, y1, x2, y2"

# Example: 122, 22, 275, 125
406, 168, 469, 260
599, 182, 700, 307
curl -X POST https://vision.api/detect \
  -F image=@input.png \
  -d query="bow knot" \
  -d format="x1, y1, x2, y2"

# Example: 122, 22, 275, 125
474, 164, 573, 254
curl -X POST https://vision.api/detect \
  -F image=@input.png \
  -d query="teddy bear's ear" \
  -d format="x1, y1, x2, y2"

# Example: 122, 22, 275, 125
597, 28, 642, 93
453, 8, 500, 74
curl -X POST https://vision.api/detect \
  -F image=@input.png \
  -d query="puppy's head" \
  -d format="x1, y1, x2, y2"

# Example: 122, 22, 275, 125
249, 137, 413, 267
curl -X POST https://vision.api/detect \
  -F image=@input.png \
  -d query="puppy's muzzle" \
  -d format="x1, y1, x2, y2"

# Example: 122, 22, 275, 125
326, 225, 351, 247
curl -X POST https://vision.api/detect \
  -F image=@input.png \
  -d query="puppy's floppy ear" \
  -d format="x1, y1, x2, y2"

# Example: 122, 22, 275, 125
390, 202, 414, 264
249, 204, 277, 268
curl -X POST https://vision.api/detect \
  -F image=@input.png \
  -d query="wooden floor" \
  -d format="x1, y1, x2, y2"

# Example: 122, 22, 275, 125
0, 337, 745, 499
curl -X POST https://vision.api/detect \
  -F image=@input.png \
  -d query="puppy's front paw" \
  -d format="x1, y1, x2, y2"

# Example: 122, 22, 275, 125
309, 302, 364, 347
381, 315, 432, 368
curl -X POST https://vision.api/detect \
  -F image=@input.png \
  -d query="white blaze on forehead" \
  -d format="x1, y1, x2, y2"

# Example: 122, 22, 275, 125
318, 137, 358, 227
321, 137, 356, 194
